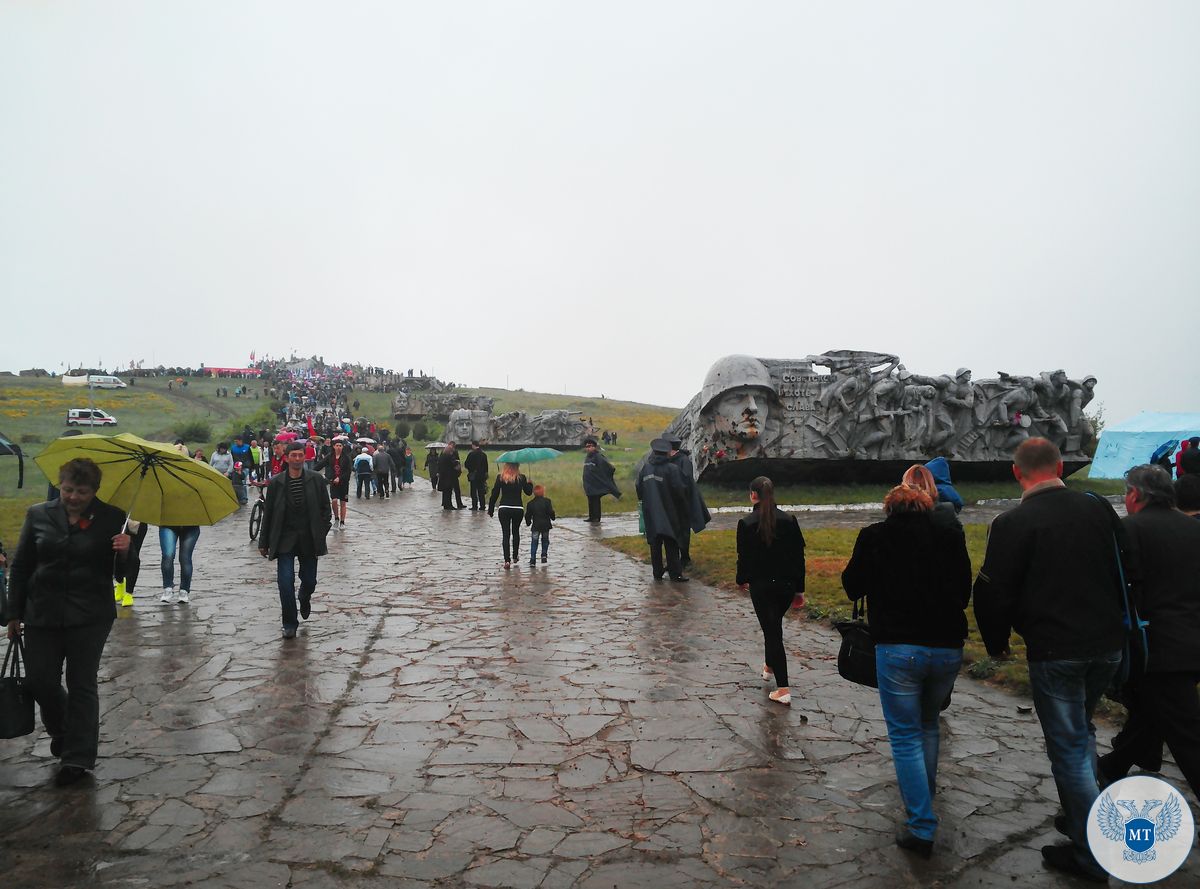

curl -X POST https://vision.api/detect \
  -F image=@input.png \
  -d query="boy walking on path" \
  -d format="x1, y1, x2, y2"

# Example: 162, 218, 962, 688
525, 485, 556, 565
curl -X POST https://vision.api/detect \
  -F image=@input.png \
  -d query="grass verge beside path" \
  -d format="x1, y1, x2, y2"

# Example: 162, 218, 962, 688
602, 526, 1120, 716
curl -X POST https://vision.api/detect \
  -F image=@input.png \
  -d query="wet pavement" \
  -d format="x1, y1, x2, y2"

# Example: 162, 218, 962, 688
0, 483, 1190, 888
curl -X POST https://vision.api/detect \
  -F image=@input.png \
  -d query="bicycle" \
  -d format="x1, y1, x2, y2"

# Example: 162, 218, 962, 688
248, 480, 268, 541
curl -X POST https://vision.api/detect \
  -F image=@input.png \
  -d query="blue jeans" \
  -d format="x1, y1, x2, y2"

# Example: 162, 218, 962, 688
1028, 651, 1121, 872
276, 552, 318, 630
159, 526, 200, 590
875, 643, 963, 840
529, 530, 549, 561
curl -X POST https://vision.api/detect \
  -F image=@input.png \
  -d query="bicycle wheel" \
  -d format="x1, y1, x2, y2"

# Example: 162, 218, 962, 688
249, 499, 264, 541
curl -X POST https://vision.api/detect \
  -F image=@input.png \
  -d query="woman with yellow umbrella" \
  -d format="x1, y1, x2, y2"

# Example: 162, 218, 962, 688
6, 458, 130, 786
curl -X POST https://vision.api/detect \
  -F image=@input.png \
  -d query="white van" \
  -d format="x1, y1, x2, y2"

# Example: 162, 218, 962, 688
61, 374, 127, 389
67, 408, 118, 427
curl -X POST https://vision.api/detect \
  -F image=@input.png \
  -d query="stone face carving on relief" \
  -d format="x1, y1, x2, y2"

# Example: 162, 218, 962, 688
666, 352, 1096, 481
444, 409, 596, 447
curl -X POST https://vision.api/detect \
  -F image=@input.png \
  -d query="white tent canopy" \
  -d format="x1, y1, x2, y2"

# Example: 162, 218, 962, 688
1089, 412, 1200, 479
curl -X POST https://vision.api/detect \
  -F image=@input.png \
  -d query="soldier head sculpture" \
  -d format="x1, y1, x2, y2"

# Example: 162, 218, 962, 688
448, 409, 491, 444
700, 355, 775, 444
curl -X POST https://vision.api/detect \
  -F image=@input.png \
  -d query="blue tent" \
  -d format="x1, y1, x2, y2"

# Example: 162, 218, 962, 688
1090, 412, 1200, 479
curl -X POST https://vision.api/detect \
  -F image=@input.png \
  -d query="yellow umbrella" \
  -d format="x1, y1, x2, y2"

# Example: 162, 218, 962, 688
34, 433, 239, 526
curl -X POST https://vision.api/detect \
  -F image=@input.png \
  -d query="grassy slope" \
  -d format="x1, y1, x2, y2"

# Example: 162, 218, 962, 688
0, 376, 276, 543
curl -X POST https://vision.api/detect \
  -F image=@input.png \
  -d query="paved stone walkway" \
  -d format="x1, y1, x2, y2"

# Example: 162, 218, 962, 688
0, 484, 1193, 888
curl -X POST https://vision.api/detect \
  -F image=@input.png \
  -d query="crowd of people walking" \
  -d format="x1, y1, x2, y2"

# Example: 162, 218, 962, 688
3, 421, 1199, 887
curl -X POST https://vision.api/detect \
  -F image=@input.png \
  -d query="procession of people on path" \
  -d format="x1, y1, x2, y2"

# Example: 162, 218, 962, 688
3, 403, 1199, 887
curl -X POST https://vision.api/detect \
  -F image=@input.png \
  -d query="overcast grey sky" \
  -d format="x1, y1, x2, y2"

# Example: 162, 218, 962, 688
2, 2, 1197, 421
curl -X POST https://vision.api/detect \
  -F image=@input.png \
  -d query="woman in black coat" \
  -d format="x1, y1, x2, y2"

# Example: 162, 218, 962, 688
841, 485, 971, 858
488, 462, 534, 568
436, 443, 464, 510
735, 476, 806, 707
6, 458, 131, 786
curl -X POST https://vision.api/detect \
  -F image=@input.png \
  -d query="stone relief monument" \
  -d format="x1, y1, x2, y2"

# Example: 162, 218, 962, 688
444, 408, 597, 447
664, 352, 1097, 482
392, 391, 494, 421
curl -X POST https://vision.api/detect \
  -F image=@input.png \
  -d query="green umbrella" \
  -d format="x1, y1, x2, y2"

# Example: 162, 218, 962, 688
494, 447, 563, 464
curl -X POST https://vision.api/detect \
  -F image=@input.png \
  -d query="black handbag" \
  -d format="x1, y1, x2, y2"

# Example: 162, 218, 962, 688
0, 635, 35, 739
834, 597, 878, 688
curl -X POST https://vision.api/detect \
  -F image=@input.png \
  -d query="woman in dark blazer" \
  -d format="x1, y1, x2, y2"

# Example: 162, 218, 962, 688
841, 485, 972, 858
735, 476, 806, 707
436, 443, 464, 510
6, 458, 130, 786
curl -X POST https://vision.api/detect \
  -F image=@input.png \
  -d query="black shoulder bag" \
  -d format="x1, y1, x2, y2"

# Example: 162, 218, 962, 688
835, 597, 878, 688
1086, 492, 1149, 692
0, 635, 35, 739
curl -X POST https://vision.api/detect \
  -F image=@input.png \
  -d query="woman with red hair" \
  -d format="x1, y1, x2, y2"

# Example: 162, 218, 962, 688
841, 484, 972, 858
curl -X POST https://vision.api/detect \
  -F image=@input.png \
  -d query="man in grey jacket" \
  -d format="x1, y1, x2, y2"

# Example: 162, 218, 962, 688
259, 442, 332, 639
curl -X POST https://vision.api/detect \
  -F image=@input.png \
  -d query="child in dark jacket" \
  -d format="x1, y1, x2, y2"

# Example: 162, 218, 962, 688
524, 485, 556, 565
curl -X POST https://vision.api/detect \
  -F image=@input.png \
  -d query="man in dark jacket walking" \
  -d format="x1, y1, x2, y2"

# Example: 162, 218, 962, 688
464, 441, 489, 511
635, 439, 689, 581
582, 437, 621, 523
668, 436, 710, 567
259, 442, 332, 639
372, 446, 393, 500
973, 438, 1124, 883
1098, 464, 1200, 798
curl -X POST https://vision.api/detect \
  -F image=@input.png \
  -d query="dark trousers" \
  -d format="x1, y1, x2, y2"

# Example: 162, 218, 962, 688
356, 473, 373, 498
499, 508, 522, 563
276, 551, 318, 630
1100, 672, 1200, 799
750, 581, 796, 687
24, 622, 113, 770
453, 478, 465, 508
390, 467, 401, 491
470, 476, 488, 510
441, 488, 455, 509
650, 535, 682, 579
375, 471, 390, 497
679, 527, 692, 565
587, 495, 602, 522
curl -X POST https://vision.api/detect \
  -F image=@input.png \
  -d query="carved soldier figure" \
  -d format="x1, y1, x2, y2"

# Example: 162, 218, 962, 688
1067, 375, 1097, 453
850, 373, 907, 460
1032, 369, 1072, 451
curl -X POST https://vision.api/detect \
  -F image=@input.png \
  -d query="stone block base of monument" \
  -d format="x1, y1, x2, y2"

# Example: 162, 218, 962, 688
701, 455, 1090, 485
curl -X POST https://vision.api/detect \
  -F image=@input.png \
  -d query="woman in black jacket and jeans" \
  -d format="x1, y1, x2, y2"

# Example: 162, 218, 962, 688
6, 458, 131, 786
841, 485, 972, 858
488, 462, 533, 569
736, 477, 806, 707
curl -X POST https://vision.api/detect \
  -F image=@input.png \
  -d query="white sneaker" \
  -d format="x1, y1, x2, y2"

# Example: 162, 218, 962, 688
160, 587, 175, 604
176, 589, 190, 605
